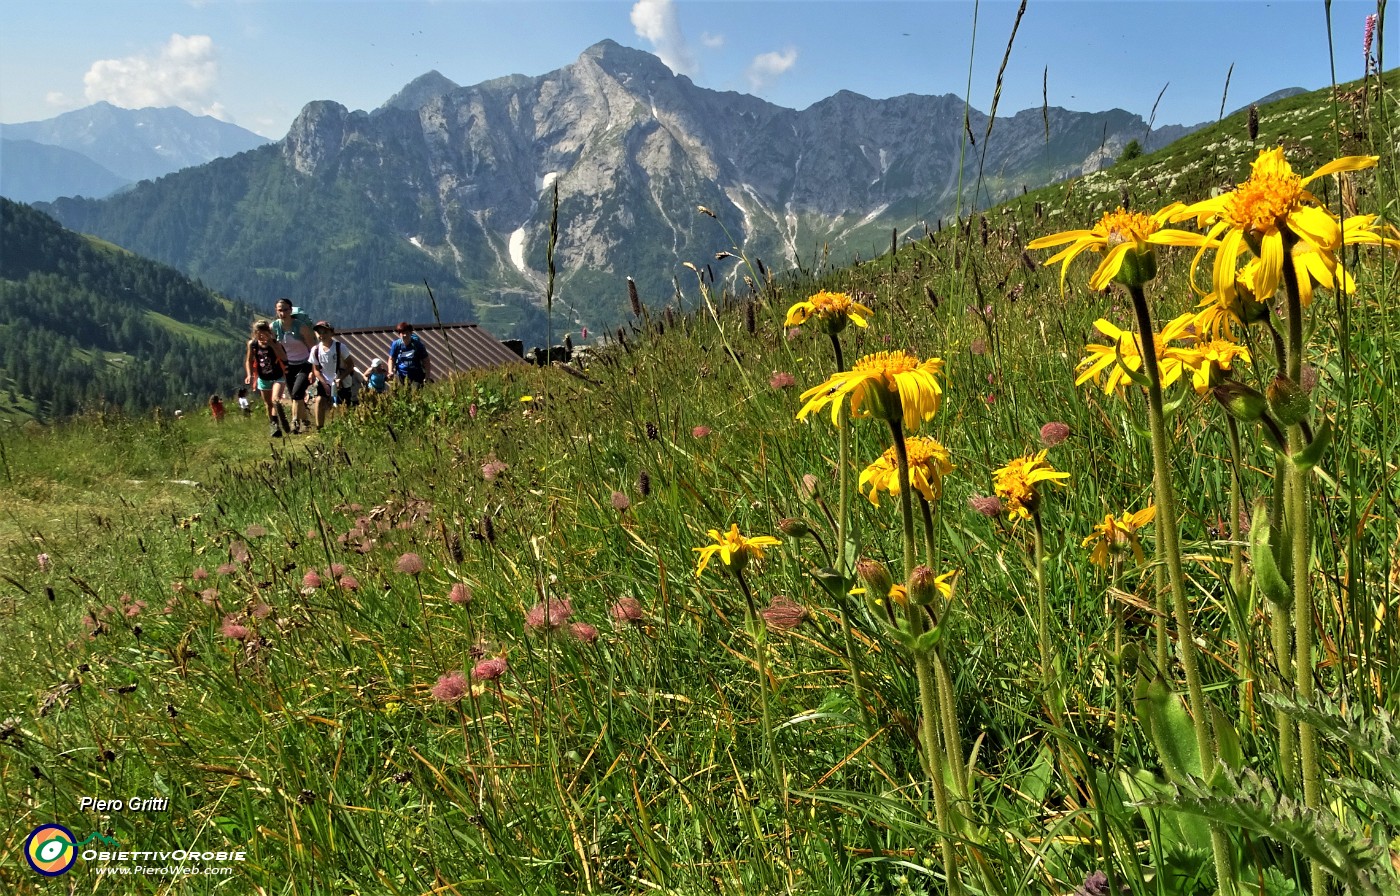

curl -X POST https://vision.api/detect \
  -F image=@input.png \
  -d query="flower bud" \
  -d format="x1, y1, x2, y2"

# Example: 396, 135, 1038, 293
907, 566, 939, 607
855, 558, 894, 599
1266, 375, 1310, 426
1212, 380, 1269, 422
777, 517, 812, 538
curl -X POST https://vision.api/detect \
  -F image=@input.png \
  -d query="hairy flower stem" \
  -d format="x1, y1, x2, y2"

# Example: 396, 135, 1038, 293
1126, 284, 1234, 893
1032, 511, 1054, 699
921, 494, 968, 802
1280, 249, 1322, 896
736, 571, 783, 794
1224, 416, 1255, 730
1110, 560, 1127, 757
890, 418, 960, 891
828, 333, 872, 727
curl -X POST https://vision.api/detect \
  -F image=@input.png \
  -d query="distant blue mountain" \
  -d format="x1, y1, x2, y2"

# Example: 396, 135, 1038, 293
1, 138, 131, 203
1, 102, 270, 200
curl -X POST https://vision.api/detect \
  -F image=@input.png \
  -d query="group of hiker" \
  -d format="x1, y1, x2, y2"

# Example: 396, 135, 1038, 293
241, 298, 432, 437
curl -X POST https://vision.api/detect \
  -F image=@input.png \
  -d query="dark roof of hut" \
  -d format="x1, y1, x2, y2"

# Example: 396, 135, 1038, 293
328, 323, 523, 382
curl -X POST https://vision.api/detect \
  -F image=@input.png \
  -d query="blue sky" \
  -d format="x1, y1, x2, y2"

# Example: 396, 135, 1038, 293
0, 0, 1391, 138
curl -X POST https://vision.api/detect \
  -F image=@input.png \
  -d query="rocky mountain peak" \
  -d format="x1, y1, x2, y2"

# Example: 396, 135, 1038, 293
379, 70, 462, 112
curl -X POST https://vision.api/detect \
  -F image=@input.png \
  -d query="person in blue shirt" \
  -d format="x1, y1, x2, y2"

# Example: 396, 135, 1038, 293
388, 321, 431, 386
365, 358, 389, 394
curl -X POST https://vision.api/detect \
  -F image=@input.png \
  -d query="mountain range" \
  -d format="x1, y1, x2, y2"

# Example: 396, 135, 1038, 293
1, 102, 269, 203
33, 40, 1218, 343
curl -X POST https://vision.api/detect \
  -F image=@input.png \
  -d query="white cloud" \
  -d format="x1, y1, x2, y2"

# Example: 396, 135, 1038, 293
745, 48, 798, 93
701, 32, 725, 50
45, 91, 71, 107
630, 0, 698, 76
83, 34, 225, 117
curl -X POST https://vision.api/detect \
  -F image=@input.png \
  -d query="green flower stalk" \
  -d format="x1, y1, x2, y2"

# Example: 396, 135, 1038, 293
786, 293, 874, 724
992, 449, 1068, 695
694, 525, 784, 785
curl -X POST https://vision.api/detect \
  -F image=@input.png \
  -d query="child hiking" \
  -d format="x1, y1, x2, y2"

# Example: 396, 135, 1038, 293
308, 321, 360, 428
244, 319, 289, 438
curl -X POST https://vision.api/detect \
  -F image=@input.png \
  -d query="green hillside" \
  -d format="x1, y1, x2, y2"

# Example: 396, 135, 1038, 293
0, 73, 1397, 896
0, 198, 255, 422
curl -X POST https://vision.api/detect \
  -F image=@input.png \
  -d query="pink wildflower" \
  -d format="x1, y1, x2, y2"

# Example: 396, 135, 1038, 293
760, 596, 809, 631
338, 576, 360, 591
970, 338, 987, 356
524, 597, 573, 633
220, 615, 252, 641
302, 570, 323, 590
328, 563, 347, 577
471, 657, 507, 681
431, 671, 468, 703
37, 553, 51, 572
251, 602, 273, 620
448, 583, 473, 606
969, 495, 1003, 518
244, 525, 267, 539
481, 459, 509, 481
216, 563, 238, 576
395, 552, 424, 575
199, 588, 220, 606
1039, 422, 1071, 447
769, 371, 796, 389
611, 491, 631, 512
125, 601, 146, 619
691, 425, 711, 439
570, 622, 600, 644
191, 567, 209, 581
610, 597, 645, 627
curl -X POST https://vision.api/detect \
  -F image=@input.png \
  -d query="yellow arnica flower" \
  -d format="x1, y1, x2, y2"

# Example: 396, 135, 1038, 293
1292, 214, 1400, 307
1075, 314, 1197, 396
797, 350, 944, 431
694, 524, 782, 577
993, 450, 1069, 521
859, 436, 954, 507
1027, 203, 1202, 293
1173, 147, 1378, 302
1082, 505, 1156, 568
785, 290, 873, 334
1181, 337, 1251, 394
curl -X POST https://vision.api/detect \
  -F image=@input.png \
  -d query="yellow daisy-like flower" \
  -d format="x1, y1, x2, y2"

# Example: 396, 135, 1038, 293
1292, 214, 1400, 307
1027, 203, 1202, 294
797, 350, 944, 432
1082, 505, 1157, 568
693, 524, 782, 577
1173, 147, 1378, 302
992, 450, 1070, 521
1182, 337, 1251, 394
785, 290, 873, 334
858, 436, 954, 507
1074, 313, 1197, 396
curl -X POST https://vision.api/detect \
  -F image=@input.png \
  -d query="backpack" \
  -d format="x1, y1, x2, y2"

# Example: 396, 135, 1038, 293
394, 334, 425, 377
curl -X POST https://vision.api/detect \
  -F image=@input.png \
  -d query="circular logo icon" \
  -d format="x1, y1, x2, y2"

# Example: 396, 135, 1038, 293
24, 824, 78, 876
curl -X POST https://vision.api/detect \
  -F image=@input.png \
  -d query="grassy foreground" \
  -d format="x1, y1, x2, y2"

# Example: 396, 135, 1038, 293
3, 84, 1400, 896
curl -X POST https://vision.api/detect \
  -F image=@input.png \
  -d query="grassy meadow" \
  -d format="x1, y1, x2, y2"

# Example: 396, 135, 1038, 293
2, 71, 1400, 896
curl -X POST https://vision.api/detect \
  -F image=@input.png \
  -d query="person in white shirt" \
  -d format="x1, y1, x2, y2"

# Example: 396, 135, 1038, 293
308, 321, 361, 429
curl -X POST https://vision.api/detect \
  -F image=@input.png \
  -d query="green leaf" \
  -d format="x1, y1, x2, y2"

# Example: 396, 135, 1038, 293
1249, 501, 1293, 609
1135, 673, 1202, 785
810, 566, 852, 600
1210, 703, 1244, 774
1290, 416, 1333, 472
1113, 340, 1152, 389
911, 625, 942, 654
